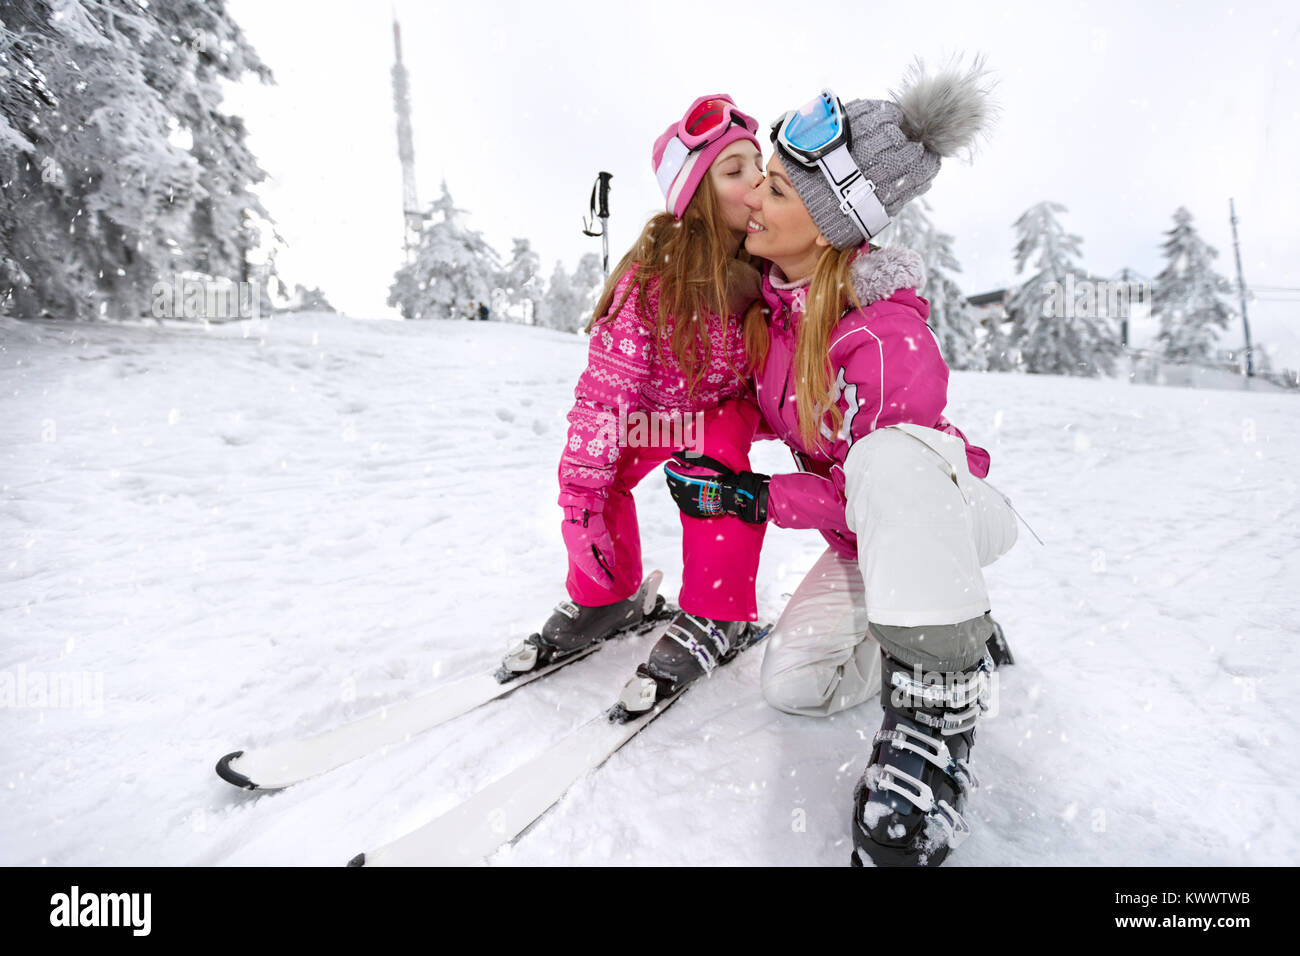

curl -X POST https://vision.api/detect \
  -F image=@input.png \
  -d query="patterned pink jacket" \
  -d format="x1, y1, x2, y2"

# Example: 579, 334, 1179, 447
558, 265, 755, 509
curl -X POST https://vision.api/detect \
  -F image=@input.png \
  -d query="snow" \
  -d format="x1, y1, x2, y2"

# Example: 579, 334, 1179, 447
2, 313, 1297, 866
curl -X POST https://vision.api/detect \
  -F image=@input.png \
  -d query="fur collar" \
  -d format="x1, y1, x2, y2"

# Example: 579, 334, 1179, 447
850, 245, 926, 306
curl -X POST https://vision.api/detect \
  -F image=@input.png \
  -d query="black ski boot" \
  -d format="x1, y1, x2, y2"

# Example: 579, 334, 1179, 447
851, 647, 995, 867
608, 610, 750, 721
497, 572, 667, 681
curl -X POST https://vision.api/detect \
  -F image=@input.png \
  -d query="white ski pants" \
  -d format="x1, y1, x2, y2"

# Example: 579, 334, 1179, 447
760, 423, 1018, 717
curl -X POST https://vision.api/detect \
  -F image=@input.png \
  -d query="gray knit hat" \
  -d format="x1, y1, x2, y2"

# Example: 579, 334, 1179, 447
781, 56, 998, 249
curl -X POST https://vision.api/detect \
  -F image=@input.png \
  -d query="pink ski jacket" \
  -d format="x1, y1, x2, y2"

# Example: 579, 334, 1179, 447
754, 244, 991, 559
558, 263, 759, 507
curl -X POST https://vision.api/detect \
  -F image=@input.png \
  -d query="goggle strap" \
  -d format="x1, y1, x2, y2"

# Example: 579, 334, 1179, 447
664, 148, 703, 214
655, 136, 692, 195
816, 144, 891, 241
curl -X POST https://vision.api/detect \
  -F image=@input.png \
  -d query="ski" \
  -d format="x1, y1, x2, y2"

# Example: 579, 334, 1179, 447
215, 572, 671, 792
347, 621, 772, 867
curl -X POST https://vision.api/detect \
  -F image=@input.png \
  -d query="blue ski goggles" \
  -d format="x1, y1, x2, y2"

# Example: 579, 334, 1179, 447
769, 89, 892, 242
770, 90, 851, 166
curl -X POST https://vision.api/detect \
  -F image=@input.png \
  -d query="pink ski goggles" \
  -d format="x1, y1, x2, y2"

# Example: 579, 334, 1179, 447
675, 96, 759, 150
653, 95, 760, 213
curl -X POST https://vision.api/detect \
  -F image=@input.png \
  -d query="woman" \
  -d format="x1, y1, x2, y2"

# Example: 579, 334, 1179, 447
663, 60, 1020, 866
508, 95, 771, 698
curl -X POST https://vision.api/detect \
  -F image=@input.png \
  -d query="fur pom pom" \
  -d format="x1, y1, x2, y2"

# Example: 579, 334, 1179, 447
891, 54, 998, 158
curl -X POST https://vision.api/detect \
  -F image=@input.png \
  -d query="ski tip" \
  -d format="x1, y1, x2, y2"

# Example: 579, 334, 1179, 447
215, 751, 258, 791
346, 852, 366, 868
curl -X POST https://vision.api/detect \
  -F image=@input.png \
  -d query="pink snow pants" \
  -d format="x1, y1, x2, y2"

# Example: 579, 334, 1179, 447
562, 398, 765, 622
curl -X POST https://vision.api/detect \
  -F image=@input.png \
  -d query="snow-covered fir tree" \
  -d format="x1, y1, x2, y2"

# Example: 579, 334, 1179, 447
538, 260, 585, 332
0, 0, 273, 320
888, 200, 982, 370
1254, 345, 1273, 375
1151, 207, 1232, 364
388, 182, 500, 320
982, 311, 1017, 372
280, 284, 336, 313
1006, 201, 1120, 376
498, 238, 542, 324
151, 0, 275, 288
571, 252, 605, 321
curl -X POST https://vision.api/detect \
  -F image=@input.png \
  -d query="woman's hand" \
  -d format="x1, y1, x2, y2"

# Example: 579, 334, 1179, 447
664, 453, 769, 524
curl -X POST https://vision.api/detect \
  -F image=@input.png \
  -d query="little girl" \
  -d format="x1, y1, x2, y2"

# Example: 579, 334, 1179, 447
524, 95, 771, 696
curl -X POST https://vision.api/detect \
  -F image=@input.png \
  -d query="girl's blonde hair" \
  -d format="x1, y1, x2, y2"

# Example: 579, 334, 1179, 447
588, 174, 768, 391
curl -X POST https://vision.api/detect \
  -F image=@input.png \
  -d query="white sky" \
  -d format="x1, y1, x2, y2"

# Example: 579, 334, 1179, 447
224, 0, 1300, 367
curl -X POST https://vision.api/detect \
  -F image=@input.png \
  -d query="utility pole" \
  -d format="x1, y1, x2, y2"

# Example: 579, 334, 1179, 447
1119, 267, 1130, 349
1228, 197, 1254, 377
392, 18, 422, 261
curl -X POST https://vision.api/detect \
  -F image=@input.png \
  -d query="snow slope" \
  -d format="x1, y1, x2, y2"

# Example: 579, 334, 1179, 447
2, 313, 1296, 866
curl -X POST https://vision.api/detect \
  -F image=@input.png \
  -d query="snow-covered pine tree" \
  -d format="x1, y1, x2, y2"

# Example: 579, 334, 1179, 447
499, 238, 542, 323
539, 253, 608, 332
1151, 207, 1232, 364
888, 200, 982, 370
281, 284, 336, 313
0, 0, 273, 320
571, 252, 605, 323
0, 15, 50, 312
1254, 345, 1273, 375
388, 182, 500, 320
1006, 201, 1120, 376
145, 0, 274, 289
538, 260, 583, 332
980, 307, 1016, 372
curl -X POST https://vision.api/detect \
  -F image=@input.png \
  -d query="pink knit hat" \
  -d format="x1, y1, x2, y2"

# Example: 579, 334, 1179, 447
651, 94, 761, 219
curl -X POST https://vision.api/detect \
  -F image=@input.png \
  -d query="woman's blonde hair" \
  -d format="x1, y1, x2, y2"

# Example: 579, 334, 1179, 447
781, 244, 866, 451
588, 174, 768, 392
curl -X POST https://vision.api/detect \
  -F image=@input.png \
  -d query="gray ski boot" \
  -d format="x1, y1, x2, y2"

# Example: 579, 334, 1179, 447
498, 572, 668, 680
608, 610, 754, 721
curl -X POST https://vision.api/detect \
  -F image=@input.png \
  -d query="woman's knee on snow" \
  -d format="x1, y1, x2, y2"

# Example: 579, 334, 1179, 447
760, 642, 880, 717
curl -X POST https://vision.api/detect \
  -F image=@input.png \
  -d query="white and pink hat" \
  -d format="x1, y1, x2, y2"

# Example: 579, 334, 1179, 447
651, 94, 761, 219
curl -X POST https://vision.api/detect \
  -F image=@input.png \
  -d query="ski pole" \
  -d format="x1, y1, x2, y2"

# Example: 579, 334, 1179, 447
582, 171, 613, 280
